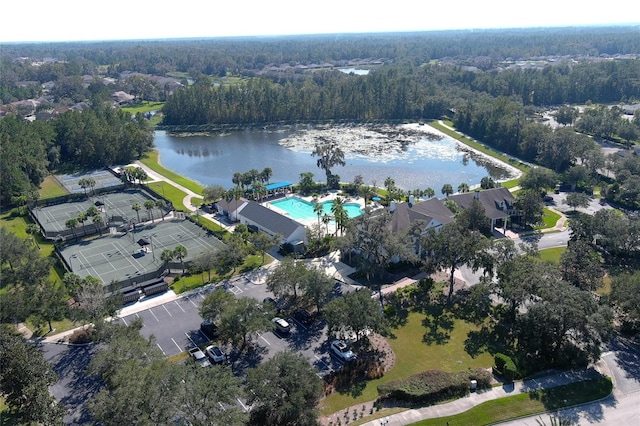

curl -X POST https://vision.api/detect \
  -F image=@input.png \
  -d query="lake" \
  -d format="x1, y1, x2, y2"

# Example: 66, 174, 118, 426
152, 124, 518, 191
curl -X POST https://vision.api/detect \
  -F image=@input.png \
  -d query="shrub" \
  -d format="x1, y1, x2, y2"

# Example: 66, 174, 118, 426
494, 353, 519, 381
323, 359, 384, 395
377, 369, 490, 404
68, 326, 95, 344
383, 305, 397, 318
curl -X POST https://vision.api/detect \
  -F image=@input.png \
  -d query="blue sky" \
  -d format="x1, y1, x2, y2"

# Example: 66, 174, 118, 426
1, 0, 638, 43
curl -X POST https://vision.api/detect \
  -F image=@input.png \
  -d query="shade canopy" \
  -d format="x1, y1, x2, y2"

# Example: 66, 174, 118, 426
137, 238, 150, 246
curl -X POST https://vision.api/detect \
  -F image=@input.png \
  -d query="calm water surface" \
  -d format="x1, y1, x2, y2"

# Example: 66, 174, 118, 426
153, 127, 514, 191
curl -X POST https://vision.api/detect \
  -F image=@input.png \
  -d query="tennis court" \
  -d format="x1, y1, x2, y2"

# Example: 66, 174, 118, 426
34, 189, 159, 237
56, 169, 122, 193
59, 218, 226, 291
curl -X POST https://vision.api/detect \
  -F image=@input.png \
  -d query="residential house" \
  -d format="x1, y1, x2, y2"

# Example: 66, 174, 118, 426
389, 197, 455, 234
448, 187, 515, 230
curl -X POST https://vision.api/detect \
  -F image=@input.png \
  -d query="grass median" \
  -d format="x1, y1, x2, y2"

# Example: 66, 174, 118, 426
410, 377, 612, 425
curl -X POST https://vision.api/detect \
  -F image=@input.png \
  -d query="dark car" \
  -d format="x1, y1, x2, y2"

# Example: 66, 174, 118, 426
263, 297, 281, 314
200, 321, 218, 340
293, 308, 314, 326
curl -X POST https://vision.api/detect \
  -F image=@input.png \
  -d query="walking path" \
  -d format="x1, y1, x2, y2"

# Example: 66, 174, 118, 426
356, 365, 610, 426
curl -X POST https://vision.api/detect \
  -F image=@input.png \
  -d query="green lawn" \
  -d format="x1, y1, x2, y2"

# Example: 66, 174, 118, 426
140, 150, 204, 195
410, 377, 612, 426
538, 247, 566, 264
536, 208, 562, 230
39, 175, 69, 199
147, 181, 190, 211
320, 310, 493, 415
170, 254, 272, 294
120, 101, 164, 114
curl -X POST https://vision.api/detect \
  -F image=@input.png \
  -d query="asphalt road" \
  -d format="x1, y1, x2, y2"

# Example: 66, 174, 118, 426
40, 342, 101, 425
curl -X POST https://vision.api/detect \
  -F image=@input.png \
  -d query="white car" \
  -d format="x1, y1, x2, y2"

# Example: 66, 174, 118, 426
188, 347, 211, 367
272, 317, 291, 334
331, 339, 355, 362
205, 345, 226, 364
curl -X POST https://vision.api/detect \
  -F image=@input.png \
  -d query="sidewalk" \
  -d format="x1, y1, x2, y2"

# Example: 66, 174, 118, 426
359, 367, 606, 426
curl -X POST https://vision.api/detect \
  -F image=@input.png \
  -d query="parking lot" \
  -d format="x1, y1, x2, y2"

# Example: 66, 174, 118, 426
115, 272, 354, 377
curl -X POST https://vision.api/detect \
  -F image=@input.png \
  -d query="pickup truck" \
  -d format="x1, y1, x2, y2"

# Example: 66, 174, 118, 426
188, 347, 211, 367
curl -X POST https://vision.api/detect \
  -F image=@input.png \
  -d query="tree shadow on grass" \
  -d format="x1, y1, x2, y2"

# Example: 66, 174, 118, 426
385, 306, 409, 329
465, 321, 513, 358
421, 305, 454, 345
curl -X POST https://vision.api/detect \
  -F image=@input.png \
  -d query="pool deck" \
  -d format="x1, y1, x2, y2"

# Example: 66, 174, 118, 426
263, 191, 373, 233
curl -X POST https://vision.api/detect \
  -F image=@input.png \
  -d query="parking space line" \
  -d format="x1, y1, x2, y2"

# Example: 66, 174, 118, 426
185, 332, 197, 347
315, 355, 333, 373
174, 300, 186, 312
121, 317, 128, 326
199, 330, 210, 341
157, 343, 166, 356
162, 305, 172, 317
171, 338, 182, 352
218, 402, 226, 411
189, 299, 198, 308
237, 398, 249, 412
290, 317, 307, 331
258, 333, 271, 346
149, 309, 160, 322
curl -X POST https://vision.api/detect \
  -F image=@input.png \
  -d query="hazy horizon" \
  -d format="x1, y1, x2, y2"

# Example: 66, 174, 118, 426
2, 0, 639, 44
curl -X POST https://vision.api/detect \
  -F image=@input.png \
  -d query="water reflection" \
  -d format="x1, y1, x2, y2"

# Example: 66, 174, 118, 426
153, 125, 518, 190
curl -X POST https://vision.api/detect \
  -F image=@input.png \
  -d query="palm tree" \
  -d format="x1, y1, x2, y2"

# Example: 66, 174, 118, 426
25, 224, 41, 249
331, 197, 347, 235
313, 202, 324, 226
260, 167, 273, 184
160, 248, 175, 271
155, 199, 167, 221
132, 203, 142, 223
144, 200, 156, 222
232, 172, 243, 190
91, 213, 104, 236
458, 183, 470, 193
132, 167, 148, 186
65, 218, 78, 240
441, 184, 454, 198
424, 187, 435, 199
173, 245, 188, 274
321, 214, 332, 235
78, 178, 90, 197
77, 212, 88, 236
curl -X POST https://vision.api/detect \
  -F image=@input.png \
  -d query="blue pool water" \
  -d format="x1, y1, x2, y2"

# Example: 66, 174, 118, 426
270, 197, 363, 221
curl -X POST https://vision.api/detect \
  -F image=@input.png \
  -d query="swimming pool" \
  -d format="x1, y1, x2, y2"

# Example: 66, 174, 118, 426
269, 197, 363, 222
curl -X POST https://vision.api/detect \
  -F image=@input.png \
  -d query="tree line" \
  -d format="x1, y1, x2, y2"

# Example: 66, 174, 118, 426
0, 105, 154, 206
3, 26, 639, 84
161, 59, 640, 128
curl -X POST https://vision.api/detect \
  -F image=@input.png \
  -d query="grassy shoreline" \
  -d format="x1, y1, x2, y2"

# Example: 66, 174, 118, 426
429, 120, 528, 187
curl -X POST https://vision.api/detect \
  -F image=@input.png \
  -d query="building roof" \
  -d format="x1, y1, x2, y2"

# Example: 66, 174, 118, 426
239, 201, 304, 239
265, 181, 292, 191
448, 187, 514, 219
215, 197, 246, 213
390, 197, 455, 233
